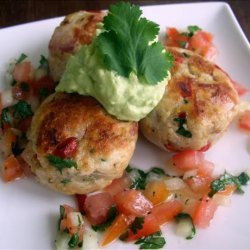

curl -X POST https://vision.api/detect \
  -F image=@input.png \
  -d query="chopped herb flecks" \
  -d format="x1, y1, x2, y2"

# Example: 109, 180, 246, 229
174, 115, 192, 138
135, 231, 166, 249
47, 155, 77, 173
16, 53, 27, 64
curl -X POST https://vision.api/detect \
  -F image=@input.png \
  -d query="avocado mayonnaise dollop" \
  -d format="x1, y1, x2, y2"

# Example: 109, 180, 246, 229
56, 2, 173, 121
56, 44, 170, 121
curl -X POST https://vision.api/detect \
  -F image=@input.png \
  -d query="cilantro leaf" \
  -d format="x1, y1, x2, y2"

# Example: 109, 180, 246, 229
1, 107, 11, 129
149, 167, 166, 176
68, 233, 79, 248
130, 217, 144, 234
92, 206, 118, 232
209, 172, 250, 197
47, 155, 77, 173
39, 55, 49, 72
16, 53, 27, 64
187, 25, 202, 37
174, 116, 192, 138
135, 231, 166, 249
126, 166, 148, 190
96, 2, 172, 85
175, 213, 196, 240
12, 100, 33, 120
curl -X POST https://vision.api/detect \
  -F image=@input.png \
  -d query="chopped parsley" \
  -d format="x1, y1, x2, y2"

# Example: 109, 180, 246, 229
135, 231, 166, 249
174, 116, 192, 138
1, 107, 11, 129
149, 167, 166, 176
39, 87, 49, 98
175, 213, 196, 240
20, 82, 29, 92
178, 41, 187, 48
92, 206, 118, 232
187, 25, 202, 37
61, 179, 71, 185
39, 55, 49, 72
209, 172, 250, 197
47, 155, 77, 173
96, 2, 173, 85
16, 53, 27, 64
130, 217, 144, 234
68, 233, 79, 248
126, 166, 148, 190
12, 100, 33, 120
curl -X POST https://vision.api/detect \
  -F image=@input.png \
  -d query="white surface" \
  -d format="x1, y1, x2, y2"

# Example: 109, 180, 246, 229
0, 2, 250, 249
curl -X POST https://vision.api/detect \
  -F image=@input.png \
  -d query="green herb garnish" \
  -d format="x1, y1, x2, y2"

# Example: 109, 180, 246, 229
149, 167, 166, 176
61, 179, 71, 185
16, 53, 27, 64
187, 25, 202, 37
12, 100, 33, 120
1, 107, 11, 129
47, 155, 77, 173
175, 213, 196, 240
209, 172, 250, 197
39, 55, 49, 72
126, 166, 148, 190
174, 116, 192, 138
130, 217, 144, 234
20, 82, 29, 92
39, 87, 49, 98
135, 231, 166, 249
92, 206, 118, 232
68, 233, 79, 248
178, 41, 187, 48
96, 2, 173, 85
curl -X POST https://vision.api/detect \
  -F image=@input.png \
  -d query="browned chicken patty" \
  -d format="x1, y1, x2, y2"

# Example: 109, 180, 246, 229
139, 47, 239, 152
48, 11, 104, 82
26, 93, 138, 194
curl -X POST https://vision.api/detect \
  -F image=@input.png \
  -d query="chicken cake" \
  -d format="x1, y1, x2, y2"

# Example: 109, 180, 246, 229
140, 47, 239, 152
48, 11, 104, 82
25, 93, 138, 194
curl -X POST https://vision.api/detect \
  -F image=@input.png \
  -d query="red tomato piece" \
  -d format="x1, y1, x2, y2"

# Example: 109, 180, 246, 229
53, 137, 78, 158
114, 189, 153, 216
32, 75, 56, 97
105, 175, 131, 197
199, 142, 211, 152
2, 154, 24, 182
172, 150, 205, 170
179, 80, 192, 98
151, 200, 183, 226
17, 116, 32, 133
76, 194, 87, 213
84, 192, 114, 225
166, 27, 189, 48
193, 196, 217, 228
12, 61, 34, 82
232, 81, 249, 96
127, 214, 160, 241
238, 111, 250, 132
16, 155, 34, 177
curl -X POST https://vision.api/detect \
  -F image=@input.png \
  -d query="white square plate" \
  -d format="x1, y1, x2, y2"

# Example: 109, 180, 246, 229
0, 2, 250, 249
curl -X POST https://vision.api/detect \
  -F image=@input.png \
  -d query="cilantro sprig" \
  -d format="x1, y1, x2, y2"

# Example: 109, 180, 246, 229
209, 172, 250, 197
135, 231, 166, 249
96, 2, 173, 85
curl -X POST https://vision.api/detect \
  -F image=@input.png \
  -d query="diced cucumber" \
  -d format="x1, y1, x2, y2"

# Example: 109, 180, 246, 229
55, 228, 100, 250
175, 213, 196, 240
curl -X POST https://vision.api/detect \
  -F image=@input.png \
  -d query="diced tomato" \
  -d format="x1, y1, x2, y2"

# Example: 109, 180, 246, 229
172, 150, 205, 170
76, 194, 87, 213
53, 137, 78, 158
2, 128, 17, 157
114, 189, 153, 216
151, 200, 183, 226
238, 111, 250, 132
165, 27, 189, 48
32, 75, 55, 97
188, 31, 215, 59
62, 204, 75, 215
101, 214, 131, 246
84, 192, 114, 225
144, 180, 169, 205
232, 81, 249, 96
193, 196, 217, 228
105, 174, 131, 197
12, 82, 30, 100
2, 154, 24, 182
179, 81, 192, 98
185, 161, 214, 195
127, 214, 160, 241
12, 61, 34, 82
199, 142, 211, 152
17, 116, 32, 133
16, 155, 34, 177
